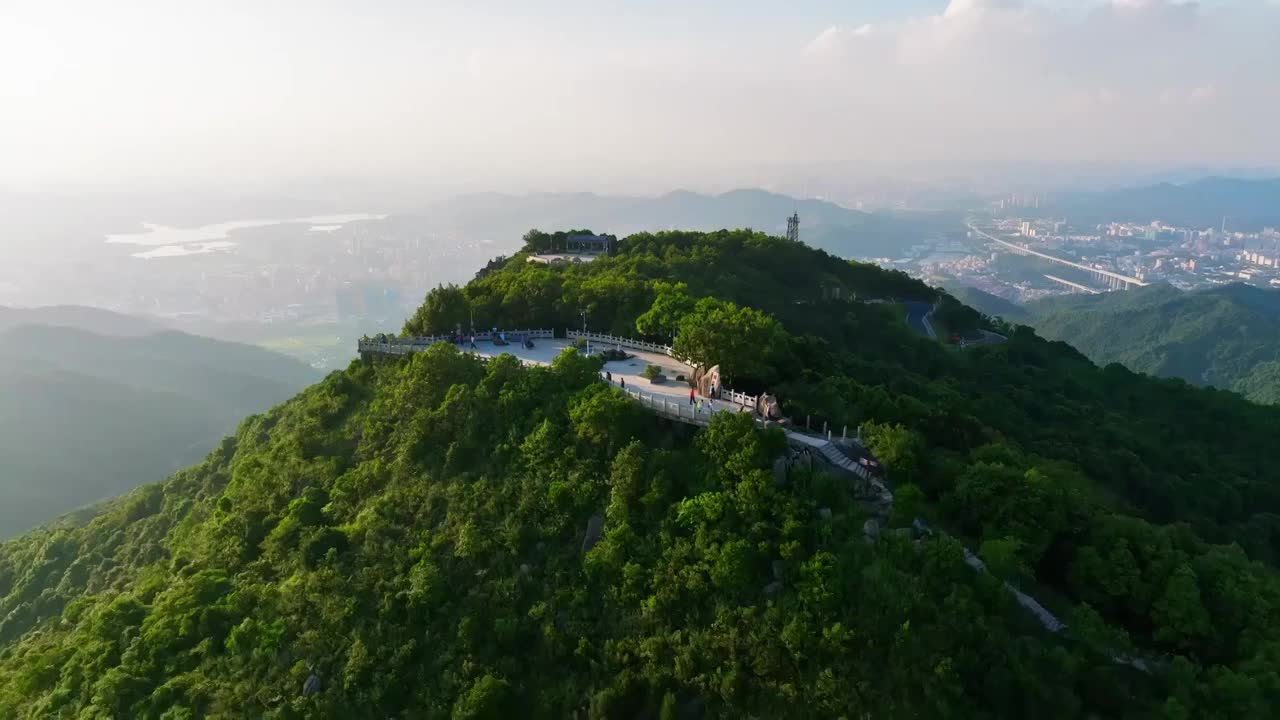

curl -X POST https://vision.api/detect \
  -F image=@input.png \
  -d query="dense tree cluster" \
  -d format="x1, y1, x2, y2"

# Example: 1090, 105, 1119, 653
0, 347, 1137, 718
2, 229, 1280, 717
960, 281, 1280, 404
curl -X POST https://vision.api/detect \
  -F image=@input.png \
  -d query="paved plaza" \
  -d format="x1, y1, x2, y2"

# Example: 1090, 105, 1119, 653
468, 337, 753, 416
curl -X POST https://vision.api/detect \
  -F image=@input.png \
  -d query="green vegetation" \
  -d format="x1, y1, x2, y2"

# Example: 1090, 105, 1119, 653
0, 324, 320, 538
641, 364, 664, 381
2, 229, 1280, 717
943, 285, 1030, 323
1026, 283, 1280, 404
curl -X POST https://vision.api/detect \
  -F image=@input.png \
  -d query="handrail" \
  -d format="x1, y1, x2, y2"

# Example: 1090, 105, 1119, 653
613, 380, 768, 429
567, 330, 758, 408
566, 330, 673, 355
359, 328, 556, 354
360, 328, 761, 411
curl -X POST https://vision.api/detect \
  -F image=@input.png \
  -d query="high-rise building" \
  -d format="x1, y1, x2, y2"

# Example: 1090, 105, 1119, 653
786, 213, 800, 243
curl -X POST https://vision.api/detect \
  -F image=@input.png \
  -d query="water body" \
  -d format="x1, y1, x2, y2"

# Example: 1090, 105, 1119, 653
134, 241, 236, 259
917, 251, 972, 265
106, 214, 385, 248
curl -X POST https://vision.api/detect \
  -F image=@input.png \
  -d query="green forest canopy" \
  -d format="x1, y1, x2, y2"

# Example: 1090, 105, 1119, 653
1, 229, 1279, 717
947, 281, 1280, 405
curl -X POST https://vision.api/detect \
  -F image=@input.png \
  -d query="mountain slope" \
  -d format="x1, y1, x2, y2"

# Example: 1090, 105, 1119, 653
1027, 283, 1280, 402
943, 285, 1031, 322
0, 304, 166, 337
1, 230, 1278, 717
0, 325, 321, 537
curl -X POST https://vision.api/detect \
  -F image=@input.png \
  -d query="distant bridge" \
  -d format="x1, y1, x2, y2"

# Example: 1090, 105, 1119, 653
970, 224, 1147, 290
1043, 274, 1100, 295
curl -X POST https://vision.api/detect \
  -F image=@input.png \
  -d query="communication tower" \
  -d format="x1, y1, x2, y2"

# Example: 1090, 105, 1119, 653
786, 212, 800, 243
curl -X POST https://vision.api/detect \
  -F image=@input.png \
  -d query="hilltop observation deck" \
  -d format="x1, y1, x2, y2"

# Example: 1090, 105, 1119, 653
527, 233, 616, 265
357, 329, 891, 500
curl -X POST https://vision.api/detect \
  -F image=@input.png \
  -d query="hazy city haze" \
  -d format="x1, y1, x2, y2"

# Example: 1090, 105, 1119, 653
3, 0, 1278, 193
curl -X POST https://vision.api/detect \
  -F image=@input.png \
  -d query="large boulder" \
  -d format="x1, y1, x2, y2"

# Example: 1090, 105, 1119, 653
757, 393, 783, 420
581, 515, 604, 554
862, 518, 880, 543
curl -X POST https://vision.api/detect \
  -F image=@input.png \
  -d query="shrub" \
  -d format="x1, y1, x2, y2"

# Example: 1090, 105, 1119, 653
642, 365, 664, 381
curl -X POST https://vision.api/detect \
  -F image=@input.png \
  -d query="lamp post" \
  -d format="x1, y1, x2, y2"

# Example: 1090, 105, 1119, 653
580, 310, 589, 355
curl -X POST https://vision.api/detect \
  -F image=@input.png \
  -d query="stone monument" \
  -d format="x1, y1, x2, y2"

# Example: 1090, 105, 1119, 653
697, 364, 722, 398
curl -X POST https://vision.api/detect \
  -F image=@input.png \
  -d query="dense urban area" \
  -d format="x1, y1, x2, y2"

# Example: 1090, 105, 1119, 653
903, 195, 1280, 305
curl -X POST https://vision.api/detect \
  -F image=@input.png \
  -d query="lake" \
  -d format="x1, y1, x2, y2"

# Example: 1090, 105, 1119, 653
105, 213, 385, 248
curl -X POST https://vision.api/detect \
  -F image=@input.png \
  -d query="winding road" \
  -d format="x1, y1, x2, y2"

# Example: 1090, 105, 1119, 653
905, 301, 937, 340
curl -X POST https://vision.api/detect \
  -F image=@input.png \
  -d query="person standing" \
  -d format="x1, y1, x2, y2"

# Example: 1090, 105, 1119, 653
620, 378, 626, 390
689, 387, 696, 405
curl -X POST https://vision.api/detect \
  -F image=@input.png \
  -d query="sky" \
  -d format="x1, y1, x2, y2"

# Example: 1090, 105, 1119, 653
1, 0, 1278, 194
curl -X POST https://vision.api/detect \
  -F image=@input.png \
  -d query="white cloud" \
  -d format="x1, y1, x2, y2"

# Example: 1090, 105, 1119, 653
0, 0, 1276, 190
800, 0, 1280, 170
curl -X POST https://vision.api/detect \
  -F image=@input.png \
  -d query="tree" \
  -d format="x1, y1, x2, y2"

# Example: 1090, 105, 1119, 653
521, 229, 553, 253
978, 536, 1030, 584
405, 284, 472, 336
889, 483, 925, 529
636, 282, 696, 340
861, 421, 924, 487
452, 675, 516, 720
672, 297, 786, 383
570, 383, 641, 448
1152, 565, 1212, 651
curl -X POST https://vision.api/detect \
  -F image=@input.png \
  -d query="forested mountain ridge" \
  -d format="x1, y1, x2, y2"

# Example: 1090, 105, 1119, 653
943, 285, 1030, 322
1024, 283, 1280, 403
0, 324, 321, 538
0, 304, 167, 337
1, 229, 1279, 717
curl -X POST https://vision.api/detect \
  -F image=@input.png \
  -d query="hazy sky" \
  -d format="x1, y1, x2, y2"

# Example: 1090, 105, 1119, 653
2, 0, 1278, 193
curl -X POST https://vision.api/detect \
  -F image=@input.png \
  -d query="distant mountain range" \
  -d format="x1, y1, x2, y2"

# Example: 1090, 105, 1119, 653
418, 188, 958, 259
0, 306, 322, 537
0, 304, 165, 336
1052, 176, 1280, 230
947, 282, 1280, 404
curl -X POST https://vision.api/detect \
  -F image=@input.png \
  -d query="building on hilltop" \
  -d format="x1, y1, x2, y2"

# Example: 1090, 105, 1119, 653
528, 232, 617, 265
565, 233, 614, 255
786, 213, 799, 243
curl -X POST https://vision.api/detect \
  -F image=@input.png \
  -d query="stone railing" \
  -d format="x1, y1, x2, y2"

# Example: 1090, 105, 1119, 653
566, 330, 673, 356
567, 330, 758, 408
618, 384, 769, 429
359, 328, 556, 355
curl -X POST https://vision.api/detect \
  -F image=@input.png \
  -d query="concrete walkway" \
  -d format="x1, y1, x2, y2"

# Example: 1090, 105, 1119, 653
471, 337, 756, 415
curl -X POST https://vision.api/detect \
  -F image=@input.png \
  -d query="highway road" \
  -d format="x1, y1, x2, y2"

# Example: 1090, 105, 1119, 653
905, 301, 937, 340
